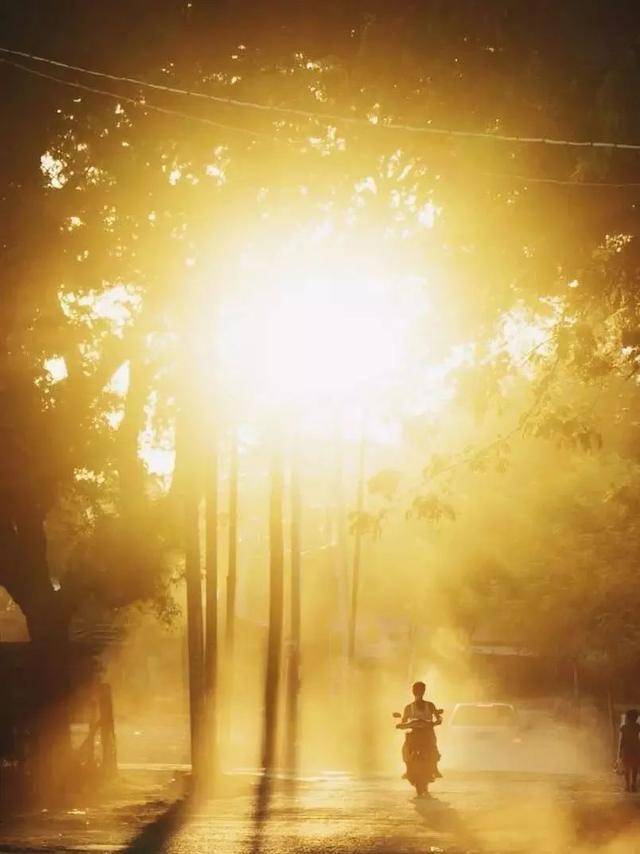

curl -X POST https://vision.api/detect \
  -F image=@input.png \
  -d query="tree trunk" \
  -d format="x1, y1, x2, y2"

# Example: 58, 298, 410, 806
0, 509, 78, 804
331, 437, 350, 664
29, 638, 74, 805
204, 439, 219, 782
285, 442, 301, 774
184, 446, 205, 782
262, 434, 285, 772
348, 427, 366, 661
223, 431, 239, 763
225, 433, 239, 657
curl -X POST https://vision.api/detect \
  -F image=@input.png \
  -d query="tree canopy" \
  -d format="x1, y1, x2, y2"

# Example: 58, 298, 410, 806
1, 0, 640, 689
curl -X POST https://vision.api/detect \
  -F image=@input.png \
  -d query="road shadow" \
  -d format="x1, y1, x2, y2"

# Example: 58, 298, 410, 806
123, 797, 190, 854
414, 794, 479, 851
248, 771, 283, 854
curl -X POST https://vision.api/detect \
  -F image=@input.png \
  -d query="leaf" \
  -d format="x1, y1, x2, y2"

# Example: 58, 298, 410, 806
367, 468, 401, 500
408, 493, 456, 524
423, 453, 450, 480
348, 509, 386, 539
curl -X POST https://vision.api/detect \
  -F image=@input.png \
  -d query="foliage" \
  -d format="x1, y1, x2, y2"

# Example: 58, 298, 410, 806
2, 0, 640, 683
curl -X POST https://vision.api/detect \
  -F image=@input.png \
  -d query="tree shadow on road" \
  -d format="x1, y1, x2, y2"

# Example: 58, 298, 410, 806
414, 794, 479, 851
248, 772, 280, 854
123, 797, 190, 854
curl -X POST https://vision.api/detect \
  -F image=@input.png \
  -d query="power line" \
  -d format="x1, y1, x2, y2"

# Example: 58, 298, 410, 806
4, 55, 640, 189
492, 172, 640, 188
0, 58, 277, 141
3, 45, 640, 152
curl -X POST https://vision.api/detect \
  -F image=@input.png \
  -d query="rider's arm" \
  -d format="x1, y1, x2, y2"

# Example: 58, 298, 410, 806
618, 727, 624, 761
401, 704, 411, 723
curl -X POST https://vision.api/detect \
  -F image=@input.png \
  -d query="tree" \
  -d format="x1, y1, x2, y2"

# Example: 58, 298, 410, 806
4, 0, 640, 789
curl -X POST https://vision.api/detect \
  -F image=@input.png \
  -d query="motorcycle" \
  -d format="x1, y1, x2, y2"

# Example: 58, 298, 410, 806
393, 709, 443, 797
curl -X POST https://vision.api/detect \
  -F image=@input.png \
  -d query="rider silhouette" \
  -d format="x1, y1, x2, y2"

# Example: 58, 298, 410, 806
401, 681, 443, 780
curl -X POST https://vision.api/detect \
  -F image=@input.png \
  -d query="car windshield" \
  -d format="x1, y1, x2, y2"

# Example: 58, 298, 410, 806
451, 705, 516, 726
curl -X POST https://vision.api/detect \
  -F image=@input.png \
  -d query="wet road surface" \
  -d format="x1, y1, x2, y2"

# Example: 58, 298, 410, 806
1, 772, 639, 854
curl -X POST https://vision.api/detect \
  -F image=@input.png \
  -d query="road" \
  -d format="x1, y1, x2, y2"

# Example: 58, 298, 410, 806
1, 771, 639, 853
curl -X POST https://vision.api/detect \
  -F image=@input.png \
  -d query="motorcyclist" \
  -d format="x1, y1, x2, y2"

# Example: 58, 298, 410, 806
401, 681, 443, 780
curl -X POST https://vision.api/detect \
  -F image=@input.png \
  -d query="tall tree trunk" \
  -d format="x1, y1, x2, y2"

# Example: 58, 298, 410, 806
262, 433, 285, 772
331, 436, 350, 664
223, 431, 239, 763
0, 507, 77, 803
30, 638, 74, 805
225, 433, 239, 665
184, 437, 205, 783
204, 438, 219, 782
348, 427, 366, 661
285, 442, 301, 773
329, 434, 350, 765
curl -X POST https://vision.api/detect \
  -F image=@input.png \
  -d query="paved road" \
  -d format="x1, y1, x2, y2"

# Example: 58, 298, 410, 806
1, 772, 639, 854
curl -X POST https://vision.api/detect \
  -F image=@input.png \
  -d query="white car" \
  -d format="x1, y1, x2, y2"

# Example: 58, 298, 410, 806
440, 703, 523, 771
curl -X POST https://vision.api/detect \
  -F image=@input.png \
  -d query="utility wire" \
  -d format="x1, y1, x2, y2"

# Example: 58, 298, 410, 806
3, 45, 640, 152
491, 173, 640, 188
4, 55, 640, 189
0, 57, 277, 140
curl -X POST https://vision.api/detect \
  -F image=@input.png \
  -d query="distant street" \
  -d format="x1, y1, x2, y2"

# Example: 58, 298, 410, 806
1, 771, 639, 854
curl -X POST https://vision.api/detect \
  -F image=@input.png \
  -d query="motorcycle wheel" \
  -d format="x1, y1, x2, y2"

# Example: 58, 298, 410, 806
407, 752, 433, 798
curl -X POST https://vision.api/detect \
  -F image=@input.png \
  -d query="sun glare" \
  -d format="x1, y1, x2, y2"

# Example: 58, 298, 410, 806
44, 356, 68, 383
216, 265, 419, 420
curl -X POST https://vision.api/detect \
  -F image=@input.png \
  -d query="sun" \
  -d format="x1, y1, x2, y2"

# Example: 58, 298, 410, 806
215, 261, 419, 421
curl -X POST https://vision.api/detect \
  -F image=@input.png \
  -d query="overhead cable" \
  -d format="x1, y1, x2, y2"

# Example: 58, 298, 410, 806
4, 55, 640, 189
3, 45, 640, 152
493, 173, 640, 188
0, 57, 276, 140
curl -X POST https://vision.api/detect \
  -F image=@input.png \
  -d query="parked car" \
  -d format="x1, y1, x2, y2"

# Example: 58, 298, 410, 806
440, 703, 523, 770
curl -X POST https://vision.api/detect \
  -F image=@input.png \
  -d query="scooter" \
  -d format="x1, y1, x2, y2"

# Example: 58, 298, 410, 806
393, 710, 443, 797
